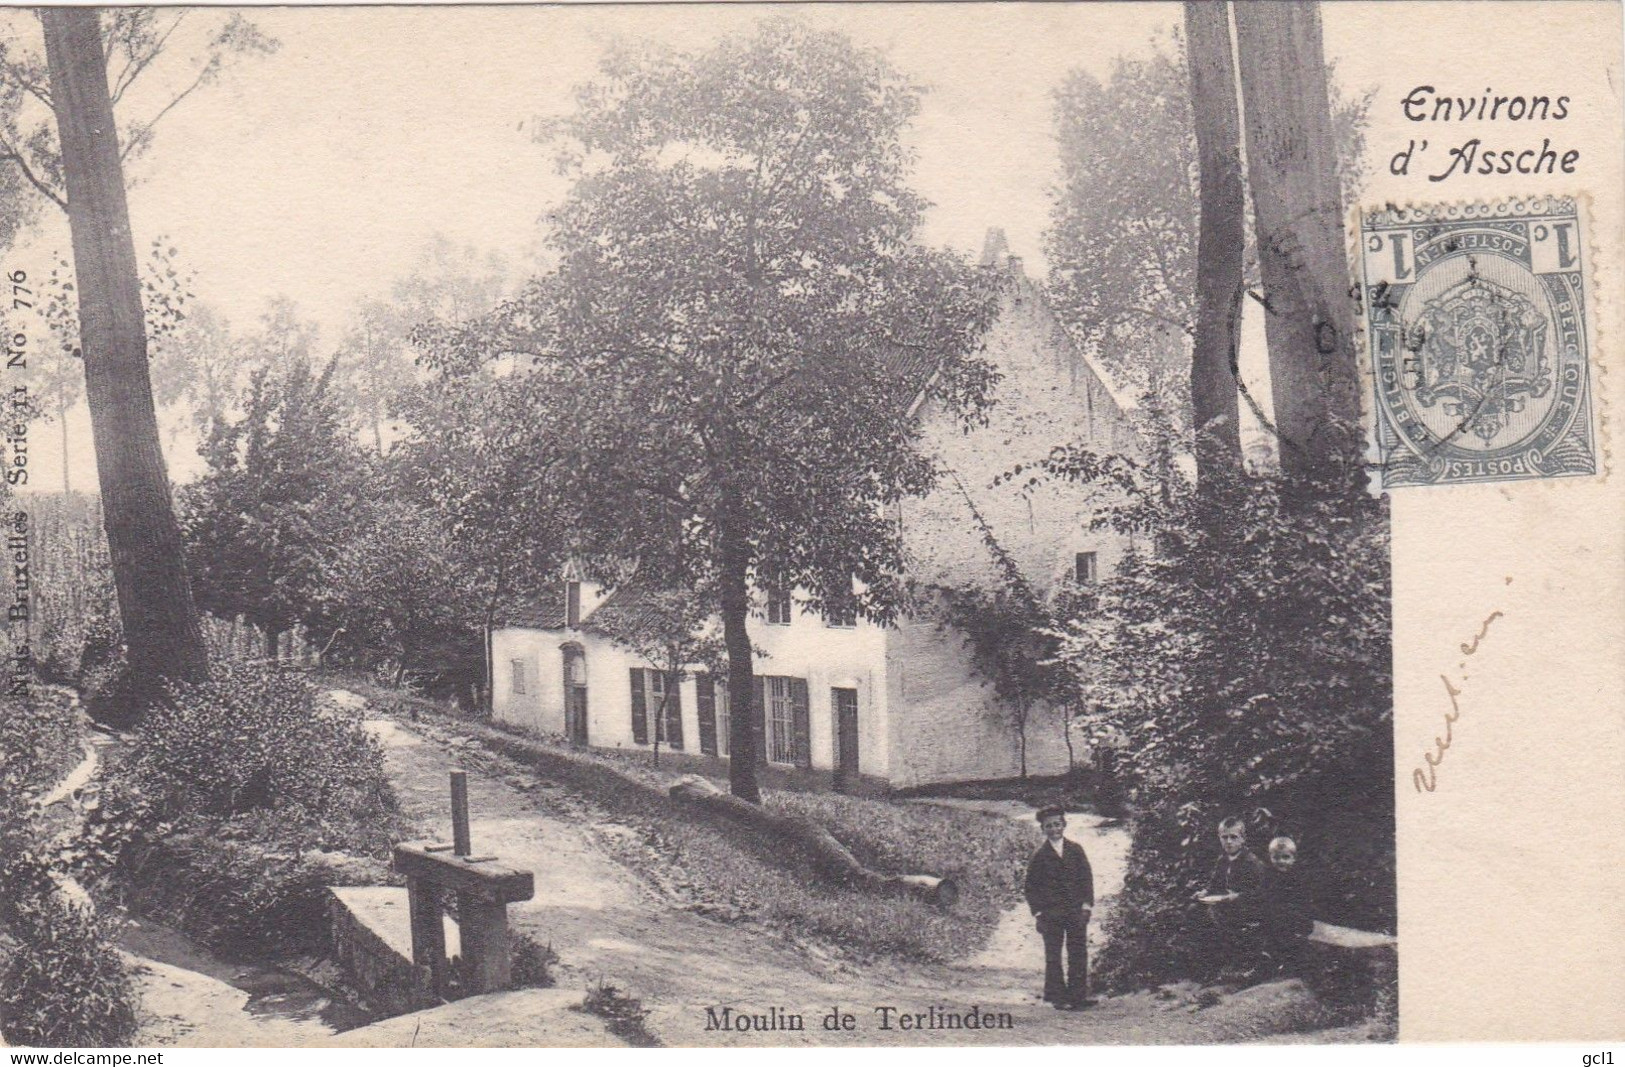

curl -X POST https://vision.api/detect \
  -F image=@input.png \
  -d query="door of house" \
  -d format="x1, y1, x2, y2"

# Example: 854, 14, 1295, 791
563, 647, 589, 744
567, 685, 588, 744
833, 687, 860, 793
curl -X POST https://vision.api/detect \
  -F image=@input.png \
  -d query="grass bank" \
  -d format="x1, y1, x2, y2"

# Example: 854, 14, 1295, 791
344, 678, 1032, 964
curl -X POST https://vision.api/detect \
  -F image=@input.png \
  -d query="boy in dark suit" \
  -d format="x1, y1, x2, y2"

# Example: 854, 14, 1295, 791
1023, 805, 1096, 1009
1194, 816, 1269, 973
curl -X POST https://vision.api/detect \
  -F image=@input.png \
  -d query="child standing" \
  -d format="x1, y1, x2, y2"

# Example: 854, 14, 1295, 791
1264, 836, 1314, 973
1023, 805, 1096, 1009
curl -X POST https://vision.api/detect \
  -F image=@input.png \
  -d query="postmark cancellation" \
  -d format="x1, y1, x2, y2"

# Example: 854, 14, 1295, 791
1359, 196, 1596, 487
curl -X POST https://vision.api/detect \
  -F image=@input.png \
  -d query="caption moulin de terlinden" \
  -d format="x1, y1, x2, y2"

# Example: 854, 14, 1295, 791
703, 1004, 1016, 1035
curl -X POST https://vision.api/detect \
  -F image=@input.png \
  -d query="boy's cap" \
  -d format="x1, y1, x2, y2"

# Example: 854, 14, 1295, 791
1036, 804, 1066, 822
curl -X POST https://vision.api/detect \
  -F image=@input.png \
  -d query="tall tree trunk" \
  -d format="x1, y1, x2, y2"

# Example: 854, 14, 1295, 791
1233, 1, 1361, 479
718, 513, 760, 803
1184, 0, 1246, 485
43, 8, 208, 710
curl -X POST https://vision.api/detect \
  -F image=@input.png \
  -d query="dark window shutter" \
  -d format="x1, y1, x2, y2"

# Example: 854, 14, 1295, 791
696, 674, 717, 756
753, 675, 768, 766
666, 674, 684, 750
790, 677, 811, 768
629, 667, 647, 744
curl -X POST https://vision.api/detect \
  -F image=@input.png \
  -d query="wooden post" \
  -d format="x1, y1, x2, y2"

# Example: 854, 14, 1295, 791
404, 874, 448, 996
450, 771, 471, 857
456, 895, 512, 994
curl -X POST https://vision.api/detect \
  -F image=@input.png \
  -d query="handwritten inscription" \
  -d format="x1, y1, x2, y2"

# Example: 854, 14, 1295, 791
1413, 598, 1505, 794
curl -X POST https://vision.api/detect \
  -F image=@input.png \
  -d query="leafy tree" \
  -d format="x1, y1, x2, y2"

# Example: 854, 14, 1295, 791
0, 10, 274, 713
1047, 39, 1197, 421
240, 295, 320, 383
0, 9, 277, 210
336, 237, 510, 451
428, 21, 998, 800
391, 346, 567, 710
178, 356, 371, 658
149, 303, 243, 438
326, 498, 485, 687
33, 242, 195, 491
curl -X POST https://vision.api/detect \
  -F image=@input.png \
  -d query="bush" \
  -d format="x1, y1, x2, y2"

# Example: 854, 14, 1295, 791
1043, 455, 1394, 990
509, 933, 559, 989
119, 660, 399, 854
580, 980, 659, 1047
114, 828, 336, 959
0, 896, 137, 1047
0, 695, 138, 1048
91, 662, 403, 961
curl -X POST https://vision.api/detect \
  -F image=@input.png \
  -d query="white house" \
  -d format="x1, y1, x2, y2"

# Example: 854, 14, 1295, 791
490, 233, 1142, 791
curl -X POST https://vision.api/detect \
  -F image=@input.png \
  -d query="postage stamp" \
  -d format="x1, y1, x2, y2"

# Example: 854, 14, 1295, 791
1359, 197, 1596, 487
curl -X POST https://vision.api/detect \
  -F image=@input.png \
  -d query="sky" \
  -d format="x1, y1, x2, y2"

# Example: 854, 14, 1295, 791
6, 1, 1608, 488
20, 5, 1183, 335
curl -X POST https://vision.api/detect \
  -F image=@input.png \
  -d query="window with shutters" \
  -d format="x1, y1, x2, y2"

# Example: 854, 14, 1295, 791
629, 667, 648, 744
1075, 551, 1098, 584
510, 659, 529, 696
767, 676, 795, 763
766, 589, 792, 625
649, 670, 683, 749
698, 674, 729, 757
714, 679, 730, 757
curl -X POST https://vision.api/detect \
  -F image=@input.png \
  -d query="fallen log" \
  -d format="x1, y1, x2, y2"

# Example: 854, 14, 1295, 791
667, 775, 958, 907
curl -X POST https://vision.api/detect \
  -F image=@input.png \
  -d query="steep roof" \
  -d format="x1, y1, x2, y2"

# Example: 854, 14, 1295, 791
495, 593, 566, 630
871, 321, 942, 407
578, 588, 666, 637
886, 263, 1138, 424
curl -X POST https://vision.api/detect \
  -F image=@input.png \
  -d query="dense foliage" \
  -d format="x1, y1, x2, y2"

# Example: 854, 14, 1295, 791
0, 692, 137, 1046
85, 662, 400, 960
112, 661, 398, 851
1045, 34, 1371, 447
179, 359, 373, 657
1033, 449, 1393, 988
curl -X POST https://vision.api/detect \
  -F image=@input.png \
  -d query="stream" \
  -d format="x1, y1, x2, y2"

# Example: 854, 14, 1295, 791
36, 700, 374, 1044
119, 915, 374, 1035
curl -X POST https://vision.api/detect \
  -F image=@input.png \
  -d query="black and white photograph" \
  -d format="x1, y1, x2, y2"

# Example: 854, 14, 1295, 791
0, 0, 1620, 1051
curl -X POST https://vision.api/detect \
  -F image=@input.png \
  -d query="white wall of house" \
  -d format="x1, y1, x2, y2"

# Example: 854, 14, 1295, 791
492, 595, 889, 778
903, 268, 1140, 600
884, 613, 1076, 789
748, 599, 890, 778
882, 264, 1140, 786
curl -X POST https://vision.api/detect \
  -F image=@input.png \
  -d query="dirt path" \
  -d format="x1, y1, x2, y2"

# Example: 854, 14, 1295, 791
369, 708, 1353, 1046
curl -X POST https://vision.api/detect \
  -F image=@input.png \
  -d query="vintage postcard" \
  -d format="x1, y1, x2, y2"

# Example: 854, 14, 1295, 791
0, 0, 1619, 1052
